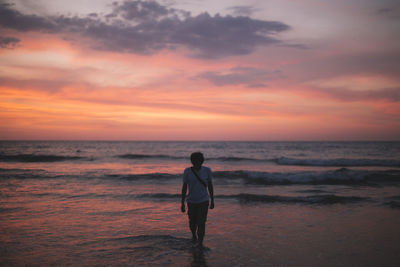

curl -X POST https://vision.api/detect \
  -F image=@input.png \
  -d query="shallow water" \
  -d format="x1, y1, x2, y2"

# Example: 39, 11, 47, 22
1, 141, 400, 266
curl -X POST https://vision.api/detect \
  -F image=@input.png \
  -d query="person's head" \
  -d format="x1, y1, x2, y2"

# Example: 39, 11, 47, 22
190, 152, 204, 167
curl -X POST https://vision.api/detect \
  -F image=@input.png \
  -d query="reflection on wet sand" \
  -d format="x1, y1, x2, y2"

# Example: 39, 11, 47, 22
190, 246, 209, 267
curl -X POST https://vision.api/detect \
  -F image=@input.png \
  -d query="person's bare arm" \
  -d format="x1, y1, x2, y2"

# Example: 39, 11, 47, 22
181, 182, 187, 212
208, 180, 214, 209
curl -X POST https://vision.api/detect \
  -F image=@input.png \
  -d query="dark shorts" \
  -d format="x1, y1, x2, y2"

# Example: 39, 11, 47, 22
187, 200, 209, 224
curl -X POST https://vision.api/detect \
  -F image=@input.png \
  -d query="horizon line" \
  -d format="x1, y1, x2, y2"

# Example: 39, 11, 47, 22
1, 139, 399, 142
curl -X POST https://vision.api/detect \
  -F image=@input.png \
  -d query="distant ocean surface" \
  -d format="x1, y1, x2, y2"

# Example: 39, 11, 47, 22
1, 141, 400, 266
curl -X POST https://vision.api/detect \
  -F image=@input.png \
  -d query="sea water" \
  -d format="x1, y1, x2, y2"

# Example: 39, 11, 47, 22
1, 141, 400, 266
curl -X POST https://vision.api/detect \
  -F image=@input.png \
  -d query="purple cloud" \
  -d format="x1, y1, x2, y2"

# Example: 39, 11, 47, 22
227, 6, 257, 17
0, 0, 292, 58
316, 87, 400, 102
0, 35, 20, 48
196, 67, 282, 87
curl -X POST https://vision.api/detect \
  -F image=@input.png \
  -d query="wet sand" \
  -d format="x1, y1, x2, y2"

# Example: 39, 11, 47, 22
1, 181, 400, 266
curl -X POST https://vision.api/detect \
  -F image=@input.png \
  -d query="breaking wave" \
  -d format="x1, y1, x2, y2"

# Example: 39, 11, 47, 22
214, 169, 400, 185
3, 152, 398, 168
117, 154, 184, 160
109, 168, 398, 185
137, 193, 369, 205
384, 195, 400, 209
116, 154, 400, 167
107, 173, 180, 180
0, 154, 84, 162
2, 168, 400, 185
209, 156, 264, 161
117, 154, 263, 161
275, 157, 400, 167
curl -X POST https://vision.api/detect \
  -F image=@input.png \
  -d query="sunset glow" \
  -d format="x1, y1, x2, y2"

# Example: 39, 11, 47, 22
0, 0, 399, 140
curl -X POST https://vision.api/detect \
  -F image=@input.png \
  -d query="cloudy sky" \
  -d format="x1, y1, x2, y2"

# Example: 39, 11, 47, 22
0, 0, 399, 140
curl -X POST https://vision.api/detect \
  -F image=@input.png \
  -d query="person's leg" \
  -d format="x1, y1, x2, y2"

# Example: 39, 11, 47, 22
196, 201, 209, 246
187, 202, 198, 242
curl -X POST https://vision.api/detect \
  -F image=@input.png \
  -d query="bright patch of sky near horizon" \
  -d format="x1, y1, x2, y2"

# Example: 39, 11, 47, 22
0, 0, 399, 140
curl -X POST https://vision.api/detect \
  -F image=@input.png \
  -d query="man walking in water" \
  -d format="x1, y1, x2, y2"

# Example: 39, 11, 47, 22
181, 152, 214, 248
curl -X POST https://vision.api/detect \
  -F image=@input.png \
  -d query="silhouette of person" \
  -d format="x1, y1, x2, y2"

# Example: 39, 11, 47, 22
181, 152, 214, 248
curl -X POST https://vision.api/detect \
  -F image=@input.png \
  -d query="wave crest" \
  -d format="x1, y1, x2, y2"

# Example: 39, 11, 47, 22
276, 157, 400, 167
215, 169, 400, 185
2, 168, 400, 185
137, 193, 368, 205
117, 154, 184, 160
0, 154, 84, 162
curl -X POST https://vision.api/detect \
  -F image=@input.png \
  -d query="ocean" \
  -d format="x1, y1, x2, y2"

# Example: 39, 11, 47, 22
1, 141, 400, 266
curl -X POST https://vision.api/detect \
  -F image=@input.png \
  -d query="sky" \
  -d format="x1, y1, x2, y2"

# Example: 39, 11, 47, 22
0, 0, 399, 141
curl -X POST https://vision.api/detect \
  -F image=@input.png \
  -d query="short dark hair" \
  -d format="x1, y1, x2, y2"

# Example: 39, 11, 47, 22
190, 152, 204, 165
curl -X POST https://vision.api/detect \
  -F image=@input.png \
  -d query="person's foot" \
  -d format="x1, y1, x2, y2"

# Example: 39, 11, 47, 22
191, 236, 197, 244
194, 241, 203, 248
